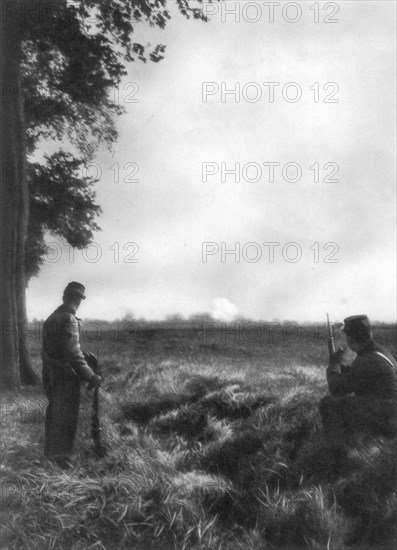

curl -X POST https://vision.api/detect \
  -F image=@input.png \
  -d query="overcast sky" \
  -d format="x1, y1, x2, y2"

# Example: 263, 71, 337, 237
27, 0, 396, 323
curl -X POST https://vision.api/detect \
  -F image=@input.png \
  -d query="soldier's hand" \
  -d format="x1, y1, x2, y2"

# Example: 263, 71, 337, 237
86, 373, 102, 391
330, 347, 345, 365
83, 351, 98, 370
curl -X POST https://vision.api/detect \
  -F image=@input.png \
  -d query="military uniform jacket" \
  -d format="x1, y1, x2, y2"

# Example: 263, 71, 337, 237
326, 340, 397, 398
42, 304, 94, 383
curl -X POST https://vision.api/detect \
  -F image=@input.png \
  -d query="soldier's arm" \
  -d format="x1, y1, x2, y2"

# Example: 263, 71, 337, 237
326, 362, 354, 396
60, 314, 94, 382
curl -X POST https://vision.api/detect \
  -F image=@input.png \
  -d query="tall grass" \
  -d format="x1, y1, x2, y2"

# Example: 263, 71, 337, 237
1, 325, 396, 549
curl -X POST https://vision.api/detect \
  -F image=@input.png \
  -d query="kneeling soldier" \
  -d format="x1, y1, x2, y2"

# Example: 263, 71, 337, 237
42, 282, 102, 468
319, 315, 397, 443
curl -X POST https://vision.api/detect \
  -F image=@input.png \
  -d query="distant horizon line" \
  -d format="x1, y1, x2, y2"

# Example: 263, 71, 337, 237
27, 315, 397, 326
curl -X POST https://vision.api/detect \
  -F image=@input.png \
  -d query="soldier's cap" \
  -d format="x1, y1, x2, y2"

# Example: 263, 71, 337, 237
64, 282, 86, 300
342, 315, 372, 341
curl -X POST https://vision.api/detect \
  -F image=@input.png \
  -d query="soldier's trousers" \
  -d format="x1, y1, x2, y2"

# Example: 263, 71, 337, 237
43, 366, 81, 462
319, 395, 397, 442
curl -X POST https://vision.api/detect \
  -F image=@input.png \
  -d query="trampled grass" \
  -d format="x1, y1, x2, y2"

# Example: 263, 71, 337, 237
0, 324, 396, 549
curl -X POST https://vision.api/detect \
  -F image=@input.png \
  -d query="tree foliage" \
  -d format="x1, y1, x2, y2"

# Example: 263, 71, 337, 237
22, 0, 212, 282
26, 152, 102, 279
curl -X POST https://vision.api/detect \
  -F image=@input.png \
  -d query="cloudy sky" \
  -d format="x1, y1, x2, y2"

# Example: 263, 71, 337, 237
27, 0, 396, 322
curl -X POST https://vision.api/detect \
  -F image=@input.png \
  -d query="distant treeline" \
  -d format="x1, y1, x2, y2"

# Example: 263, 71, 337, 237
27, 315, 396, 349
29, 313, 396, 330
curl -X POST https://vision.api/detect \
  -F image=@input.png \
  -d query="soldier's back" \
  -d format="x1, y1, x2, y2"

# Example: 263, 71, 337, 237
43, 305, 75, 359
351, 341, 397, 398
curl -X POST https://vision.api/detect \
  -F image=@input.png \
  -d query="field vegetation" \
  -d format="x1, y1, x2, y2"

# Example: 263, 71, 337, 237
1, 322, 396, 549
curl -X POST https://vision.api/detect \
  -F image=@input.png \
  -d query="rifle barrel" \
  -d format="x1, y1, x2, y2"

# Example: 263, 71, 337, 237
92, 385, 103, 456
326, 313, 336, 356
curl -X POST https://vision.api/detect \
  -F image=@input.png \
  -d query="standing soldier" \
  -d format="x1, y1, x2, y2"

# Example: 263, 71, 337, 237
319, 315, 397, 443
42, 282, 102, 468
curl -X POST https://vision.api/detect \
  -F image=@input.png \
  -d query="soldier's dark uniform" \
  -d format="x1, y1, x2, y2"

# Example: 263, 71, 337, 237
319, 316, 397, 442
42, 291, 94, 465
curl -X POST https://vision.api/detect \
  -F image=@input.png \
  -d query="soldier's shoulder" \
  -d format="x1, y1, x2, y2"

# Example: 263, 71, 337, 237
369, 341, 395, 362
353, 343, 396, 370
45, 307, 76, 324
375, 342, 395, 358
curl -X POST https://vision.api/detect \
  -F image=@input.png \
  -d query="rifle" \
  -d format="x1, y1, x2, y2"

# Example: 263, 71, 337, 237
326, 314, 346, 365
84, 351, 106, 457
326, 313, 335, 359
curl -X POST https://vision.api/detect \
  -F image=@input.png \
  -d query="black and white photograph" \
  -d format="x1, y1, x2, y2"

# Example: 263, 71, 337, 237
1, 1, 396, 548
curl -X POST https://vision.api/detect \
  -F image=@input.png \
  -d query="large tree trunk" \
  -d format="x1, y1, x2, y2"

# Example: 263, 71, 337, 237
1, 0, 38, 389
15, 26, 39, 385
18, 282, 40, 386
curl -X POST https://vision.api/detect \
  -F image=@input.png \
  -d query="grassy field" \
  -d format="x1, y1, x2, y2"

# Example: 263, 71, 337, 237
1, 322, 396, 549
